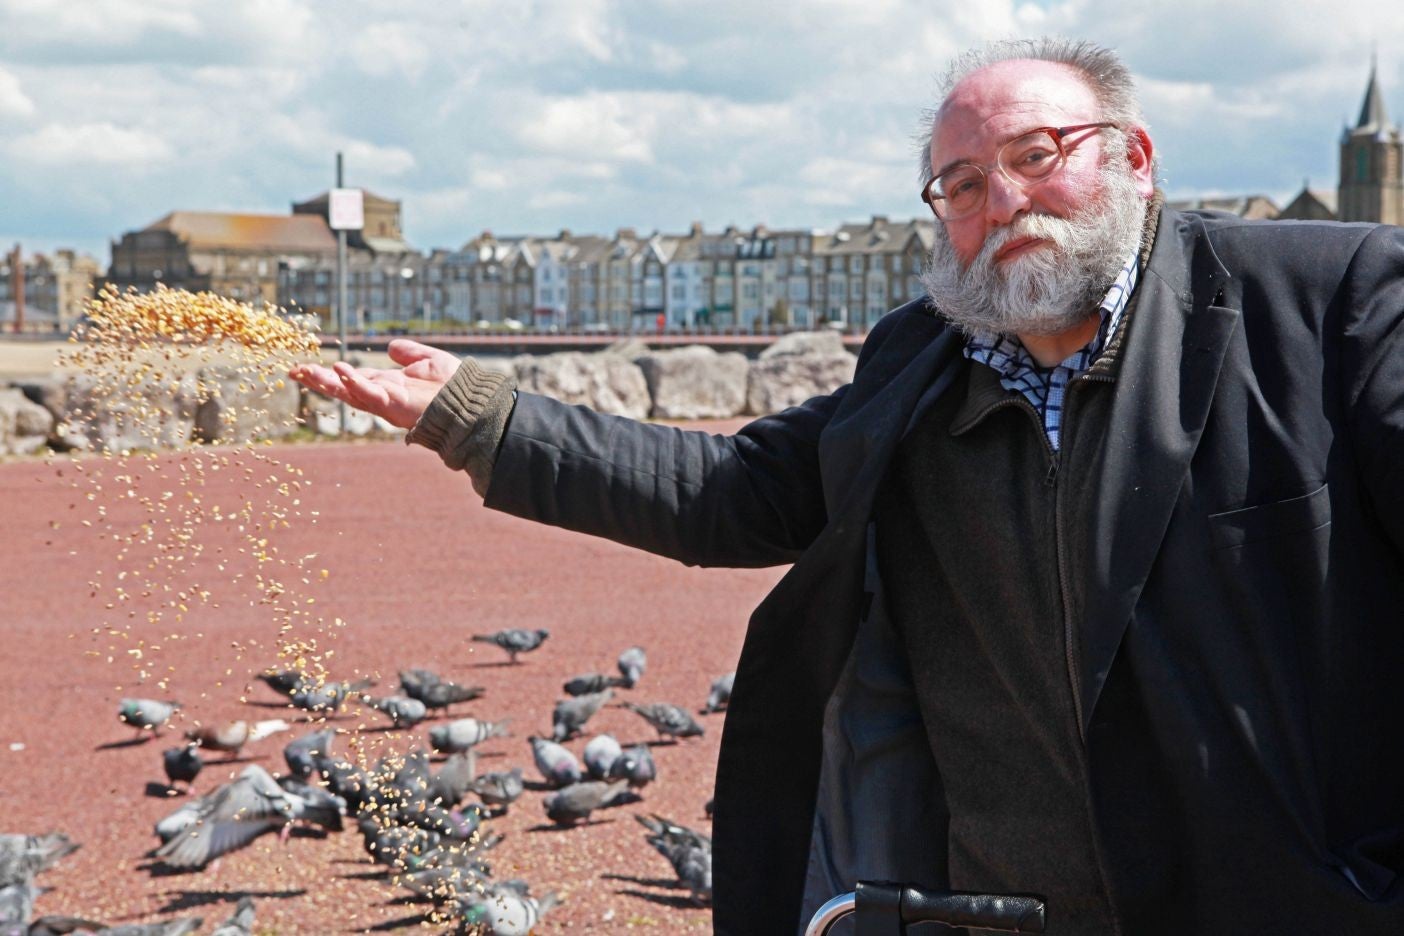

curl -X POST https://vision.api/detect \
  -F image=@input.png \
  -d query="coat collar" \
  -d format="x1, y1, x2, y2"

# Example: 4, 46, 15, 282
1075, 206, 1240, 737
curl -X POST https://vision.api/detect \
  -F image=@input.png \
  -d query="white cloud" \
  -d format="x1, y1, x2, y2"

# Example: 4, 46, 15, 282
343, 140, 416, 176
0, 66, 35, 117
8, 122, 173, 166
351, 22, 428, 81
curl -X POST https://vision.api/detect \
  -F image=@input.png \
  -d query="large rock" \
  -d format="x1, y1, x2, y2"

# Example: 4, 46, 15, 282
193, 367, 302, 445
603, 338, 651, 362
11, 378, 83, 451
0, 387, 54, 455
759, 330, 847, 360
637, 346, 749, 419
746, 352, 857, 415
60, 372, 201, 453
514, 351, 651, 419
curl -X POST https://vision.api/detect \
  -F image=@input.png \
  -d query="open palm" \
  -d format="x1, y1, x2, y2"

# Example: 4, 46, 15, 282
289, 339, 462, 429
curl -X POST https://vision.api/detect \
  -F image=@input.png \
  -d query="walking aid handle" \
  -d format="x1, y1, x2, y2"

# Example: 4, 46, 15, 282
804, 883, 1046, 936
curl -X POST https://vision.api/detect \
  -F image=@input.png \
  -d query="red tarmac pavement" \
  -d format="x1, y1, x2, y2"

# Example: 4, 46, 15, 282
0, 420, 784, 933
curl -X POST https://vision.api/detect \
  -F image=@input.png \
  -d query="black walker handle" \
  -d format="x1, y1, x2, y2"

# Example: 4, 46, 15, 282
806, 881, 1046, 935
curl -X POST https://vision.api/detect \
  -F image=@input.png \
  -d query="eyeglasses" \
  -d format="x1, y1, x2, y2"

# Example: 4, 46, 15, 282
920, 122, 1117, 222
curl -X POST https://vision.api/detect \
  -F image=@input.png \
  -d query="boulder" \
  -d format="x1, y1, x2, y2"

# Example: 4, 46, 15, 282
603, 338, 651, 362
11, 378, 83, 451
193, 367, 301, 445
514, 351, 651, 419
60, 372, 200, 453
746, 350, 858, 416
636, 346, 749, 419
0, 388, 54, 455
759, 330, 847, 360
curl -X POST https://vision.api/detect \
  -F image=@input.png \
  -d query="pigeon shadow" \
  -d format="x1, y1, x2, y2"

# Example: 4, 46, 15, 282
466, 660, 521, 669
242, 699, 299, 709
156, 887, 308, 914
338, 869, 392, 881
601, 873, 682, 889
96, 736, 154, 750
523, 818, 617, 833
614, 888, 706, 910
359, 911, 434, 931
206, 753, 266, 765
521, 780, 560, 792
144, 782, 189, 798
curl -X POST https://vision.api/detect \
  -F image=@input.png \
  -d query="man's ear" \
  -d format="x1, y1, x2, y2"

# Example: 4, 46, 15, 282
1125, 126, 1155, 197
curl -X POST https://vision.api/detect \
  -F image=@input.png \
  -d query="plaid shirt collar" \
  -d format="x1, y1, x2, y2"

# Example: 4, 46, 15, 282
962, 251, 1140, 452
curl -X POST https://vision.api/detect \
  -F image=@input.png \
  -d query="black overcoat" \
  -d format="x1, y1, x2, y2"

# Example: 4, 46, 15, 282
484, 207, 1404, 934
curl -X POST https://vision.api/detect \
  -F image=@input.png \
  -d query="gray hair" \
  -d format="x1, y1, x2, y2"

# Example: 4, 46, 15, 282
917, 38, 1152, 185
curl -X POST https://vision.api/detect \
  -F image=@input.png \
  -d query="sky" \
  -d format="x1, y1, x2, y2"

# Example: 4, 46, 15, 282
0, 0, 1399, 265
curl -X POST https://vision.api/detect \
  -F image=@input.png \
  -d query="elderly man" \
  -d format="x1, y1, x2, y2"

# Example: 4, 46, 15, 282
293, 38, 1404, 936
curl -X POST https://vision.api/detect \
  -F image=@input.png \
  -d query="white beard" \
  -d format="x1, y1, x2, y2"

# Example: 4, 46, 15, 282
919, 159, 1147, 338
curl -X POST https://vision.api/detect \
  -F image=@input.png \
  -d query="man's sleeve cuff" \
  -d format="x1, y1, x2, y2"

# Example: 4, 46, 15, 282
405, 357, 516, 494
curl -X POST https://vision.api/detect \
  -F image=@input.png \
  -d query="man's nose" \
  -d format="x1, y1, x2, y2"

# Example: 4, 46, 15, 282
983, 171, 1031, 227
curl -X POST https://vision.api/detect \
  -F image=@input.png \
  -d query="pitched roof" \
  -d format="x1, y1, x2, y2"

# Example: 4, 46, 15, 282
1165, 195, 1280, 220
1354, 57, 1393, 136
144, 211, 336, 253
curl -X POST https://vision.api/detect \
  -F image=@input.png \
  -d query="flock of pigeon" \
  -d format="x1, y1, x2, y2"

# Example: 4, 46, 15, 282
4, 628, 737, 935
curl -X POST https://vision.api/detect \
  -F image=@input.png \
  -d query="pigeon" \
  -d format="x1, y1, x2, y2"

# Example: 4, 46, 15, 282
637, 813, 713, 904
705, 797, 715, 819
162, 744, 203, 790
153, 800, 203, 845
551, 689, 612, 741
467, 768, 524, 813
118, 698, 180, 736
471, 628, 550, 664
276, 777, 347, 832
283, 728, 336, 779
607, 743, 657, 789
427, 751, 479, 808
396, 864, 492, 906
154, 764, 335, 869
0, 833, 80, 889
288, 678, 372, 715
399, 669, 485, 712
528, 736, 582, 788
455, 881, 560, 936
208, 896, 256, 936
582, 733, 623, 780
562, 672, 628, 696
702, 671, 736, 713
620, 701, 704, 741
398, 803, 488, 842
543, 779, 634, 826
0, 878, 39, 927
429, 717, 510, 754
184, 719, 289, 756
255, 669, 310, 697
313, 756, 371, 814
617, 646, 646, 688
360, 694, 428, 729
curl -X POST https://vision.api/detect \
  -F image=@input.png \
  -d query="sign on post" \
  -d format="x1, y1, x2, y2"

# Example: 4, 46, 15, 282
329, 188, 364, 231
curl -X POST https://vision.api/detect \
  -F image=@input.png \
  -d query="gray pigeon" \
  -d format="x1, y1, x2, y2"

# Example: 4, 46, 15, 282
429, 717, 510, 754
399, 669, 485, 713
607, 743, 657, 789
162, 744, 203, 790
427, 751, 479, 808
208, 896, 256, 936
467, 768, 524, 813
0, 879, 39, 927
276, 777, 346, 831
255, 669, 310, 697
637, 813, 713, 905
0, 832, 80, 888
471, 628, 550, 664
117, 698, 180, 736
620, 701, 704, 741
702, 671, 736, 713
455, 881, 560, 935
153, 800, 202, 845
288, 677, 372, 715
543, 779, 633, 826
616, 646, 647, 688
528, 736, 582, 788
283, 728, 336, 779
562, 672, 627, 696
551, 689, 612, 741
90, 918, 204, 936
361, 694, 428, 729
582, 733, 623, 780
155, 765, 301, 869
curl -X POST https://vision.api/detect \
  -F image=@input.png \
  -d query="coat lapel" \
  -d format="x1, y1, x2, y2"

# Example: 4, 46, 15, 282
818, 311, 963, 518
1077, 209, 1241, 736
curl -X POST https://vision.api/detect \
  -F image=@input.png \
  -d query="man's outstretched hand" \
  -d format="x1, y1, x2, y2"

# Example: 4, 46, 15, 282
289, 338, 461, 429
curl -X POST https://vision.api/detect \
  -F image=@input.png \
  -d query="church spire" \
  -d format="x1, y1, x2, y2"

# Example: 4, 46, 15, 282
1355, 53, 1391, 135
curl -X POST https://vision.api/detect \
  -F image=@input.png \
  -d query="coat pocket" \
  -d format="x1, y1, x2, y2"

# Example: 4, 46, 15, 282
1207, 482, 1331, 550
